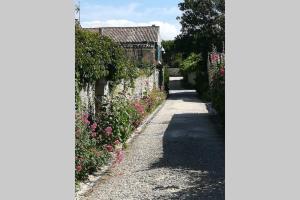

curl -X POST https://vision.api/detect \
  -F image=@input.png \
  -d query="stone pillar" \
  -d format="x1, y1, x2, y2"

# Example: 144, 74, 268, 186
95, 79, 109, 113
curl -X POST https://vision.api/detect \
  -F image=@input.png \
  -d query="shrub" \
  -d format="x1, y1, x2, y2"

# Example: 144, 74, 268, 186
209, 55, 225, 126
132, 100, 145, 127
180, 53, 202, 75
75, 90, 166, 182
75, 24, 167, 184
75, 90, 165, 181
95, 94, 134, 143
75, 111, 110, 181
141, 89, 166, 113
75, 25, 139, 107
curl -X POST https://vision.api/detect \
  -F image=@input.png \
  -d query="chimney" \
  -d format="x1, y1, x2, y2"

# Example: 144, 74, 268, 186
99, 28, 103, 35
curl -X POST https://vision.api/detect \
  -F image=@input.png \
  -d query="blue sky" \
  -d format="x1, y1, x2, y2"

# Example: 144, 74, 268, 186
75, 0, 182, 40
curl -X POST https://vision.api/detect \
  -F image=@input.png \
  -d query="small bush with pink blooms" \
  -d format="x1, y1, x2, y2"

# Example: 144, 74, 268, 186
209, 51, 225, 126
75, 111, 110, 181
75, 89, 166, 183
141, 89, 166, 113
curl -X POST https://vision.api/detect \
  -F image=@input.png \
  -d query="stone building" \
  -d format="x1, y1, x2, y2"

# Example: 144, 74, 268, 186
84, 25, 163, 66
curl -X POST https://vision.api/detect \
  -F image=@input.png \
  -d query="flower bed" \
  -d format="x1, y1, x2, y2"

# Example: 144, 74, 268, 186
208, 52, 225, 126
75, 89, 166, 184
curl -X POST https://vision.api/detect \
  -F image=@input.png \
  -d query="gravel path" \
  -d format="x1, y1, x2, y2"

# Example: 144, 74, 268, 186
83, 77, 225, 200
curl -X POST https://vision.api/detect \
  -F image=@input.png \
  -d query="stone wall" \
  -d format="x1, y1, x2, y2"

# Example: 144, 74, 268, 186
124, 47, 157, 65
80, 69, 160, 113
79, 84, 96, 113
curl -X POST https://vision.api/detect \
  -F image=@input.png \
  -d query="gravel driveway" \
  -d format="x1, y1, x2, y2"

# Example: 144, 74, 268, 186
83, 77, 225, 200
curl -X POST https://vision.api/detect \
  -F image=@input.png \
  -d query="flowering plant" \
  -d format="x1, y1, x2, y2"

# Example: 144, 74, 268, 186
209, 51, 225, 125
75, 111, 109, 181
75, 89, 166, 182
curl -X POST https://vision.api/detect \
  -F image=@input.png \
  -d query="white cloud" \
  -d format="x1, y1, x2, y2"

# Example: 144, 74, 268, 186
81, 3, 140, 21
81, 19, 180, 40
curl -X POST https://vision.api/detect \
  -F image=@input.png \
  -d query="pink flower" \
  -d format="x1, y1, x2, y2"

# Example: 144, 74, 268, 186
134, 101, 145, 115
220, 67, 225, 77
105, 126, 113, 136
91, 122, 97, 132
82, 113, 88, 120
114, 140, 121, 145
106, 145, 114, 152
76, 165, 82, 172
115, 150, 124, 163
82, 113, 90, 125
211, 53, 220, 64
91, 132, 97, 138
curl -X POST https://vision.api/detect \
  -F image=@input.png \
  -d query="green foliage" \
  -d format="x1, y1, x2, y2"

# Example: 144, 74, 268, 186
141, 89, 166, 113
75, 26, 108, 91
210, 71, 225, 125
75, 89, 166, 182
161, 40, 184, 68
96, 94, 137, 143
75, 25, 140, 106
195, 70, 210, 99
175, 0, 225, 96
75, 111, 109, 181
138, 63, 156, 77
163, 66, 170, 94
162, 40, 175, 66
180, 53, 203, 74
177, 0, 225, 52
103, 38, 139, 87
209, 54, 225, 125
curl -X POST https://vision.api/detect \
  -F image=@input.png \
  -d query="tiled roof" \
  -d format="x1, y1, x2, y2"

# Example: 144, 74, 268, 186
85, 26, 160, 43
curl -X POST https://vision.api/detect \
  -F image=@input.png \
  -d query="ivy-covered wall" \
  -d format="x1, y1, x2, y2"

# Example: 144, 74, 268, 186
76, 24, 161, 113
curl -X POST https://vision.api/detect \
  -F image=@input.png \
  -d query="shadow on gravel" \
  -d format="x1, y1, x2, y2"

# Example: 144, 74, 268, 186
149, 113, 225, 200
168, 91, 208, 103
168, 77, 209, 103
169, 78, 186, 90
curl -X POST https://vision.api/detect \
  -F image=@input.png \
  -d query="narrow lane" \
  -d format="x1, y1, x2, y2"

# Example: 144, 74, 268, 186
84, 77, 225, 200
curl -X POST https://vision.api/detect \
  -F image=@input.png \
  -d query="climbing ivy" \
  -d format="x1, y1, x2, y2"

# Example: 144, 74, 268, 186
75, 25, 140, 105
75, 25, 108, 90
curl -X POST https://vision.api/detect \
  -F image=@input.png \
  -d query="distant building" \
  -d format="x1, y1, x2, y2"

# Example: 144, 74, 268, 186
84, 25, 163, 66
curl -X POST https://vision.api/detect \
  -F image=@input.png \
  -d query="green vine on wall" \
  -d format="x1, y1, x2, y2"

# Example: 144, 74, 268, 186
75, 25, 141, 106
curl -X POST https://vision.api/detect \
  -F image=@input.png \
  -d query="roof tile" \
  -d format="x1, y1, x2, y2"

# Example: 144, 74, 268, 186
85, 26, 159, 43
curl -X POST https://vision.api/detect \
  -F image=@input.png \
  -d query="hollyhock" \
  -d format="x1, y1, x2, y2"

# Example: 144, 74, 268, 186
105, 126, 113, 136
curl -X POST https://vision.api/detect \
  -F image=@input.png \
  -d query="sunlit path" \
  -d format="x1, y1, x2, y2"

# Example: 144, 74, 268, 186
83, 77, 225, 200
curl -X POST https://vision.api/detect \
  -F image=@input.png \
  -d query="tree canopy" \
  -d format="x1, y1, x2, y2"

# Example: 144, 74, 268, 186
177, 0, 225, 53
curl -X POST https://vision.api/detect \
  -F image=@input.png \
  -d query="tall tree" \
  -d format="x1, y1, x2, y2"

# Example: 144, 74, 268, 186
177, 0, 225, 53
175, 0, 225, 96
